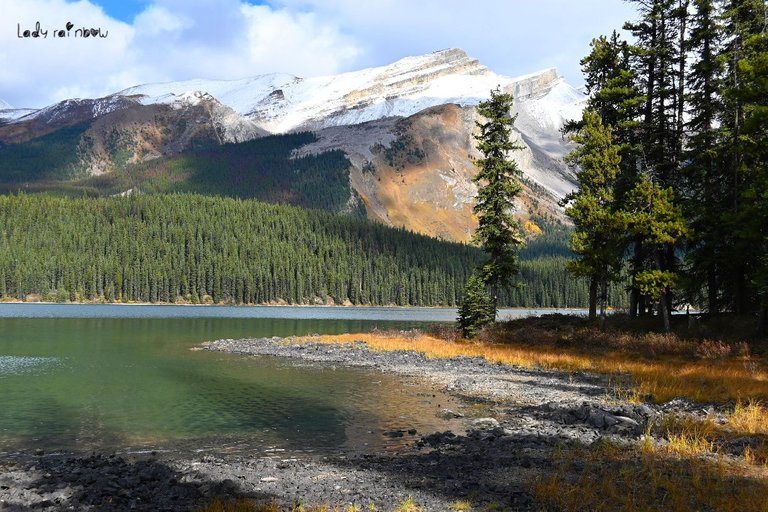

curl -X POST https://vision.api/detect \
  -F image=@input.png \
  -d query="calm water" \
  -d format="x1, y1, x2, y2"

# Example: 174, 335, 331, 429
0, 304, 581, 456
0, 305, 464, 456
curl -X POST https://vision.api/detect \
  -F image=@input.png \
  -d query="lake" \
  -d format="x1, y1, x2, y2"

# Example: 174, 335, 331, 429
0, 304, 581, 457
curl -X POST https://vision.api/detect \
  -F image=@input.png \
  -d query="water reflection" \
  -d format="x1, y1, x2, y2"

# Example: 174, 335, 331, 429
0, 316, 467, 456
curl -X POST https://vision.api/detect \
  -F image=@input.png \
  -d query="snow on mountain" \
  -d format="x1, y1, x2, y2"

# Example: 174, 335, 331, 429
119, 48, 586, 136
4, 48, 585, 146
0, 98, 37, 122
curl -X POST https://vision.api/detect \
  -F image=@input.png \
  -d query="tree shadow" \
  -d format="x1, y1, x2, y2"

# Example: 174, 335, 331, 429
0, 453, 277, 512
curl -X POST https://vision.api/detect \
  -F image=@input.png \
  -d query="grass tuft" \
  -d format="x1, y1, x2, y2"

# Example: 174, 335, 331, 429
393, 496, 423, 512
449, 500, 472, 512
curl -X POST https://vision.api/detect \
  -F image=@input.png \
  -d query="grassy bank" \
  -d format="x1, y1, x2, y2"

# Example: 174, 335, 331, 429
294, 315, 768, 404
202, 315, 768, 511
287, 315, 768, 512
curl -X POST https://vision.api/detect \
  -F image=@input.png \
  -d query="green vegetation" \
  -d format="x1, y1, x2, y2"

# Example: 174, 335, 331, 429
459, 87, 525, 336
562, 110, 625, 323
457, 273, 494, 338
0, 193, 597, 307
0, 193, 470, 305
0, 122, 90, 183
0, 132, 362, 215
569, 0, 768, 331
111, 132, 362, 215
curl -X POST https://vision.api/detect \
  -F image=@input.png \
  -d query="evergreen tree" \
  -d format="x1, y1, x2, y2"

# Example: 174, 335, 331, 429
718, 0, 767, 317
624, 0, 691, 317
683, 0, 726, 313
624, 174, 688, 331
471, 87, 525, 316
579, 31, 644, 162
563, 110, 626, 325
457, 273, 494, 338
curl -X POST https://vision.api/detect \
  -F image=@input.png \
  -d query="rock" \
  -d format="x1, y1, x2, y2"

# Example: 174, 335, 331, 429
438, 409, 464, 419
260, 477, 279, 482
614, 415, 640, 427
587, 409, 606, 429
471, 418, 501, 430
602, 413, 620, 428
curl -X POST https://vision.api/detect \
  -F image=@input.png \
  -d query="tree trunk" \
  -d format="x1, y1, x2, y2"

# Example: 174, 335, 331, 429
491, 280, 499, 322
589, 277, 598, 321
758, 305, 767, 338
660, 291, 671, 332
707, 267, 718, 314
630, 288, 639, 317
599, 277, 607, 332
675, 0, 688, 166
655, 251, 672, 332
629, 239, 644, 317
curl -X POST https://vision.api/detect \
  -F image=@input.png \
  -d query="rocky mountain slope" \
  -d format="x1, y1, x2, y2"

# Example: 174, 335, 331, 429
0, 49, 584, 240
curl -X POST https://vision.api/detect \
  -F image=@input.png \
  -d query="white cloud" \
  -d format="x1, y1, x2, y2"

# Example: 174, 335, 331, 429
0, 0, 359, 108
270, 0, 638, 83
0, 0, 134, 107
0, 0, 638, 109
241, 4, 360, 76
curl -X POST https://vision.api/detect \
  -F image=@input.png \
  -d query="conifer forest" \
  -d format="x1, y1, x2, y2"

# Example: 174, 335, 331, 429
563, 0, 767, 328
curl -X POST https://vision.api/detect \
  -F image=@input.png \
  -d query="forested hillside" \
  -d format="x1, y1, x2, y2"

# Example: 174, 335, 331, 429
0, 194, 607, 308
0, 132, 362, 215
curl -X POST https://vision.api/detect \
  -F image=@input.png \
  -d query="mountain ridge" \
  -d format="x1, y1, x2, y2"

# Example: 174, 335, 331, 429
0, 48, 585, 241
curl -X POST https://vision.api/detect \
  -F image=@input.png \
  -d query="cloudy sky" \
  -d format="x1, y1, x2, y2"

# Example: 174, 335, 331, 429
1, 0, 638, 109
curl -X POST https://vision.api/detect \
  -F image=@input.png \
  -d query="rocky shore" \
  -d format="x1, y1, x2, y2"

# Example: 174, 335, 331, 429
1, 336, 686, 511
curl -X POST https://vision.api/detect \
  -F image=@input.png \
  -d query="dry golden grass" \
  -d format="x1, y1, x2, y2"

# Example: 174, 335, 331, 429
292, 327, 768, 405
283, 322, 768, 511
448, 501, 471, 512
393, 496, 423, 512
728, 400, 768, 435
531, 441, 768, 512
658, 401, 768, 467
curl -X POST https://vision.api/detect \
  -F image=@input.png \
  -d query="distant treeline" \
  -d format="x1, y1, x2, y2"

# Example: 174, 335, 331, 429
0, 193, 620, 308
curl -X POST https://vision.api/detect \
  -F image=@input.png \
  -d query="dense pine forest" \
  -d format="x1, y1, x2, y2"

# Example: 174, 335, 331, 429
0, 193, 608, 308
564, 0, 766, 330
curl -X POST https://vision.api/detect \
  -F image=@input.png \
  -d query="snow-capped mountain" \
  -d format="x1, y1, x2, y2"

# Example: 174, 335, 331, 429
119, 48, 584, 138
0, 49, 586, 241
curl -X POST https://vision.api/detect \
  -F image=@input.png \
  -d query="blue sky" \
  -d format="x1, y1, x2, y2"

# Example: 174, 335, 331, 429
92, 0, 149, 22
1, 0, 638, 109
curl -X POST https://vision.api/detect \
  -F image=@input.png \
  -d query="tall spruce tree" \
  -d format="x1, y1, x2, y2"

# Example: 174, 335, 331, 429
723, 0, 768, 328
563, 110, 626, 325
719, 0, 767, 318
683, 0, 726, 313
466, 87, 525, 319
624, 0, 691, 317
624, 174, 689, 331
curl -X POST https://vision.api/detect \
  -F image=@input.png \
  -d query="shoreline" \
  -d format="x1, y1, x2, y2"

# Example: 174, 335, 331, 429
0, 334, 658, 511
0, 299, 588, 312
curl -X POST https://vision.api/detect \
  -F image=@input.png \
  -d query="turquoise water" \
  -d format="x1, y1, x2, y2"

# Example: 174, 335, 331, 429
0, 304, 582, 455
0, 306, 472, 456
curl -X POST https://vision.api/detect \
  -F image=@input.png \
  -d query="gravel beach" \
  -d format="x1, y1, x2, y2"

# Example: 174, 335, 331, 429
0, 336, 664, 511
